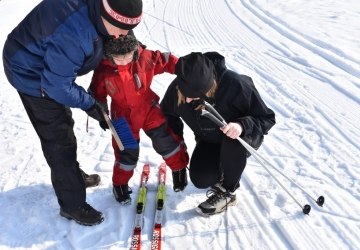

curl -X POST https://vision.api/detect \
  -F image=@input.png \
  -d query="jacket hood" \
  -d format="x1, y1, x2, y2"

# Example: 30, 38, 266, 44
203, 52, 227, 82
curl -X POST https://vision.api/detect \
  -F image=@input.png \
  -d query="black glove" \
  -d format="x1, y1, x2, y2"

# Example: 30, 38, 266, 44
85, 101, 106, 122
99, 121, 109, 131
172, 167, 188, 192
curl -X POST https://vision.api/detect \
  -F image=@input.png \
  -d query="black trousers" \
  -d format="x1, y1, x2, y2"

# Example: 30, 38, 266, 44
19, 92, 85, 210
189, 136, 247, 192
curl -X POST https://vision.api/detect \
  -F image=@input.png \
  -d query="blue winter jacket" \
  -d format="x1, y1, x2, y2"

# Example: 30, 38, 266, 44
2, 0, 108, 110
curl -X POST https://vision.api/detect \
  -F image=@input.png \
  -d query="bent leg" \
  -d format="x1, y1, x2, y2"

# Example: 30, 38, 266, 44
189, 141, 221, 189
112, 147, 139, 185
145, 123, 189, 171
111, 117, 140, 186
220, 136, 247, 192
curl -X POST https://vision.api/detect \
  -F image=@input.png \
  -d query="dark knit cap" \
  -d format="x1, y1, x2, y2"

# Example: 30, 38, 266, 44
103, 35, 138, 58
175, 52, 215, 98
101, 0, 143, 30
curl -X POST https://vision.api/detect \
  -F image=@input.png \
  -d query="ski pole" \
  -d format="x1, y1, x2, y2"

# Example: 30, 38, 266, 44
201, 109, 310, 214
203, 102, 325, 208
201, 103, 324, 214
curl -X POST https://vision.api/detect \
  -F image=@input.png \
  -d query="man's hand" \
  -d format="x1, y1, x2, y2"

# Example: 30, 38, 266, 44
85, 101, 106, 122
220, 122, 243, 139
99, 121, 109, 131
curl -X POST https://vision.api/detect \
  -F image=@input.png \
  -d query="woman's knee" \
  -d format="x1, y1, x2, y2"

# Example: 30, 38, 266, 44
189, 167, 219, 189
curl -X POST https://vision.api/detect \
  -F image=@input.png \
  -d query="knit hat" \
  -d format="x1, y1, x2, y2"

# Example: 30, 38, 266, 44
101, 0, 143, 30
175, 52, 215, 98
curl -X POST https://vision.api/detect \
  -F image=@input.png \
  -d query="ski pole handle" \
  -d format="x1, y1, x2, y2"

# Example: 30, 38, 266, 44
201, 110, 227, 128
201, 110, 257, 155
204, 101, 226, 123
202, 105, 264, 157
201, 109, 259, 160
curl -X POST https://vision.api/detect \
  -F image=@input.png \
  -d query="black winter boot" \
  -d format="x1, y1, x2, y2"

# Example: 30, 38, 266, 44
60, 203, 104, 226
172, 167, 188, 192
113, 184, 132, 205
80, 169, 101, 188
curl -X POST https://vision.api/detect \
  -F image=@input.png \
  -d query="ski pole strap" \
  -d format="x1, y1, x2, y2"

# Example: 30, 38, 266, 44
86, 116, 89, 133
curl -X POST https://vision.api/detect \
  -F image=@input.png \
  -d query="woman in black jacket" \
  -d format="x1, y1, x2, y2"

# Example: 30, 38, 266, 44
160, 52, 276, 215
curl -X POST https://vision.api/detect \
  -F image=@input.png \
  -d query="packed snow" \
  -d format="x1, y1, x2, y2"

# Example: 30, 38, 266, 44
0, 0, 359, 249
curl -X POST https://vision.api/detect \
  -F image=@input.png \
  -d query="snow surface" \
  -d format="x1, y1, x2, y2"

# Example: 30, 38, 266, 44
1, 0, 360, 249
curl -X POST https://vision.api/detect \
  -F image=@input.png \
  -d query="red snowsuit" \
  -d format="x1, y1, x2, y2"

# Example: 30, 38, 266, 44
90, 46, 189, 185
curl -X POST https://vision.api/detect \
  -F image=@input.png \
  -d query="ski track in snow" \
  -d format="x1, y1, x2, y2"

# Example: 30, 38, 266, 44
0, 0, 360, 249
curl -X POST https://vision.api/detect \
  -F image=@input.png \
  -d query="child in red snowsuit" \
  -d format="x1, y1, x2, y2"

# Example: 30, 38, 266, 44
89, 35, 189, 204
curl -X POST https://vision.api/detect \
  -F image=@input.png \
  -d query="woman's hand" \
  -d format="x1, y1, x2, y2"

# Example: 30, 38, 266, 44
220, 122, 243, 139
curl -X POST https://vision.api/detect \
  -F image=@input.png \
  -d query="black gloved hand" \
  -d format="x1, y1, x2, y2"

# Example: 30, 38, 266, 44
85, 101, 106, 122
99, 121, 109, 131
172, 167, 188, 192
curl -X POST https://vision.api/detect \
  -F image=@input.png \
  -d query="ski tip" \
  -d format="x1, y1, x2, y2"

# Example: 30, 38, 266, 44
143, 164, 150, 173
159, 163, 167, 176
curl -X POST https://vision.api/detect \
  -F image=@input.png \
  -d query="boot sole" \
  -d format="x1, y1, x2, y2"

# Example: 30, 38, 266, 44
60, 210, 104, 226
114, 197, 132, 205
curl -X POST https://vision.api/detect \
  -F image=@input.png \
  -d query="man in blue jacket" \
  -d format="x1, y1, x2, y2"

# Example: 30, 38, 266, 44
2, 0, 143, 226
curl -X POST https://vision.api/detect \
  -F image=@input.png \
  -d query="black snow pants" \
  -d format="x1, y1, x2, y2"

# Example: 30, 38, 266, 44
19, 92, 85, 210
189, 136, 247, 193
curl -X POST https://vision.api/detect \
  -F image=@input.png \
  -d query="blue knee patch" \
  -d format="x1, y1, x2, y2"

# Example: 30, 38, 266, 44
112, 117, 138, 149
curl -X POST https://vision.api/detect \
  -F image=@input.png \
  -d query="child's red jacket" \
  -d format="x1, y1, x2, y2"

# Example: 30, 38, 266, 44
89, 46, 178, 136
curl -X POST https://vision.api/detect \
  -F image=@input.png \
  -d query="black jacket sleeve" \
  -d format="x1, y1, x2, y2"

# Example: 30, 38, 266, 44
231, 75, 276, 136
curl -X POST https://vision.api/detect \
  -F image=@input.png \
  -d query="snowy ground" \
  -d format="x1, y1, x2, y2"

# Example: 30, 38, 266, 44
1, 0, 360, 249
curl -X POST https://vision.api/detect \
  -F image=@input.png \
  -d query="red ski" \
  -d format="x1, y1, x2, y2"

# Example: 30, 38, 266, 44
130, 164, 150, 250
150, 163, 167, 250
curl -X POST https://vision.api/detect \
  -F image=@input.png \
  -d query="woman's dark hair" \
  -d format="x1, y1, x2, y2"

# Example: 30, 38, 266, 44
103, 35, 138, 59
